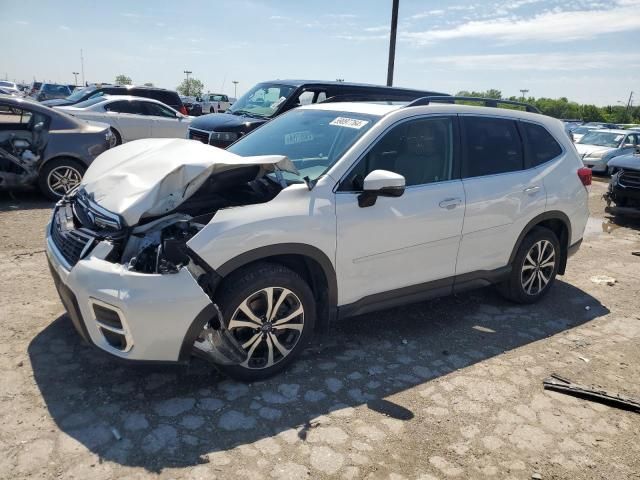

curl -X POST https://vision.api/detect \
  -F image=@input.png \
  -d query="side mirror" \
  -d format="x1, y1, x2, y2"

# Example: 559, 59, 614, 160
358, 170, 405, 208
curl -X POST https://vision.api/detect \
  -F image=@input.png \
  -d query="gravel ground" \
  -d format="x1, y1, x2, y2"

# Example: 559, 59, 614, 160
1, 180, 639, 480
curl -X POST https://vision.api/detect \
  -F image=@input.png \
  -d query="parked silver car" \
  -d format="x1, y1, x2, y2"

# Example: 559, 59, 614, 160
0, 96, 112, 199
575, 129, 640, 174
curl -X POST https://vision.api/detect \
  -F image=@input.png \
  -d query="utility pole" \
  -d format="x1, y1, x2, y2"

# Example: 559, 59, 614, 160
80, 49, 85, 86
184, 70, 192, 95
519, 89, 529, 101
625, 91, 634, 117
232, 80, 239, 98
386, 0, 399, 86
72, 72, 79, 86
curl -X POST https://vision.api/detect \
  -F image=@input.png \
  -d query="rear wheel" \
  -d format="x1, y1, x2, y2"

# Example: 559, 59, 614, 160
38, 158, 86, 200
498, 227, 560, 304
109, 128, 122, 147
213, 262, 316, 381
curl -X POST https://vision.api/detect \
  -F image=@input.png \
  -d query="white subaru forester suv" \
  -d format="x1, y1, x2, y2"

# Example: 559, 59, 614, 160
46, 97, 591, 381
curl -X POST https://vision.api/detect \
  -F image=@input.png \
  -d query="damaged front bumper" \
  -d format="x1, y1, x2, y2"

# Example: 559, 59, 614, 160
45, 209, 246, 365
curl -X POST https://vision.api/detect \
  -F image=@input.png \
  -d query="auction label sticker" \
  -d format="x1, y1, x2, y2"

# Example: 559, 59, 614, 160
330, 117, 369, 129
285, 131, 314, 145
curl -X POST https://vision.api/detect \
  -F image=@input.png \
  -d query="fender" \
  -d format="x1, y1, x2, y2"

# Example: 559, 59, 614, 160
508, 210, 572, 273
215, 243, 338, 318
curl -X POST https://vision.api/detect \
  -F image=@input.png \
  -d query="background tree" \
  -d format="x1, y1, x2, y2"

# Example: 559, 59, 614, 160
176, 78, 204, 97
115, 74, 132, 85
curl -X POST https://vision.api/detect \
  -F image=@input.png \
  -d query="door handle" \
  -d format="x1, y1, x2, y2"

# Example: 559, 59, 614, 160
439, 197, 463, 209
523, 186, 541, 194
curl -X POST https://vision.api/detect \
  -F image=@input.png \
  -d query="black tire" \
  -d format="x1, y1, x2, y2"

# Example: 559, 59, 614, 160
497, 227, 560, 304
213, 262, 316, 381
109, 127, 122, 147
38, 158, 86, 200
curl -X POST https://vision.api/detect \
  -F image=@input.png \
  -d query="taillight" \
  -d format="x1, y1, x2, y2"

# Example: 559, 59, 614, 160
180, 105, 188, 115
577, 167, 592, 186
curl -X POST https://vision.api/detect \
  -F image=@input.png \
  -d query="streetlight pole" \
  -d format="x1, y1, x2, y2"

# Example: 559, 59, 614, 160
386, 0, 399, 86
232, 80, 239, 98
519, 89, 529, 101
72, 72, 79, 86
184, 70, 192, 96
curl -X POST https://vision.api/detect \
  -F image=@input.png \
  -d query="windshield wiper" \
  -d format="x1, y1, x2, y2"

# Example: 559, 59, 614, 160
230, 109, 267, 119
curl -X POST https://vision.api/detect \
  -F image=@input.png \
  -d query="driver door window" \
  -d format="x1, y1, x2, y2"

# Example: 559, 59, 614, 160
143, 102, 177, 118
341, 116, 456, 191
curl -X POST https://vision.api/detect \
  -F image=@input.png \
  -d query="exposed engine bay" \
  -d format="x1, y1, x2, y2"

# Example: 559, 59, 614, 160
61, 166, 283, 275
0, 136, 40, 188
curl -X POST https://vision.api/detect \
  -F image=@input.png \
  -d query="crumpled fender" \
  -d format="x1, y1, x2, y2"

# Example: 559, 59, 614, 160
80, 138, 298, 226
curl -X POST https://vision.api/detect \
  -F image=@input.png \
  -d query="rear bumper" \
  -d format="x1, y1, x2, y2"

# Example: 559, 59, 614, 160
45, 221, 214, 363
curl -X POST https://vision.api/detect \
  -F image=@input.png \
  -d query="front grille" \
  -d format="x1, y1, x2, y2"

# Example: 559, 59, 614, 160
51, 209, 95, 267
188, 128, 211, 144
619, 170, 640, 189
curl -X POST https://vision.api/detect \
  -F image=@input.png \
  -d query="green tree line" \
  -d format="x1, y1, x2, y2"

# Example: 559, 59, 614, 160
456, 90, 639, 124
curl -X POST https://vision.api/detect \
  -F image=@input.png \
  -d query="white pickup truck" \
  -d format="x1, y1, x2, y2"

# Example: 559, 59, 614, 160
199, 93, 231, 114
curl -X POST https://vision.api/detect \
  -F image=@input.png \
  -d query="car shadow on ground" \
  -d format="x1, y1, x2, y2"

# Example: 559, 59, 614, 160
28, 280, 608, 472
0, 190, 52, 212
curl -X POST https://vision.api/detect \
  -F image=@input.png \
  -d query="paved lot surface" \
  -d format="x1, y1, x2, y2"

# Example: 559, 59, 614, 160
1, 181, 639, 480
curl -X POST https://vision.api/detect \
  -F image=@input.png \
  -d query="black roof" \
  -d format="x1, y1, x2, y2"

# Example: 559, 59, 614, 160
260, 79, 448, 96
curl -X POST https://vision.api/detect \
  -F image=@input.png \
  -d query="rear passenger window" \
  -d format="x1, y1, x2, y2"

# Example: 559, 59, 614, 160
462, 117, 523, 177
521, 122, 562, 166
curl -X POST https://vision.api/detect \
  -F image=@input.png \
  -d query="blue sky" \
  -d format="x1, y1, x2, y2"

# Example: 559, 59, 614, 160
1, 0, 638, 105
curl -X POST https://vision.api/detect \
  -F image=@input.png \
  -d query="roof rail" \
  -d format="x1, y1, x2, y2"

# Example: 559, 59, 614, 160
321, 93, 439, 104
406, 96, 540, 113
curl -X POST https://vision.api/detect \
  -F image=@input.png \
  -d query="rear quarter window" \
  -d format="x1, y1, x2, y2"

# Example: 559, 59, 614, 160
521, 122, 563, 167
462, 116, 524, 178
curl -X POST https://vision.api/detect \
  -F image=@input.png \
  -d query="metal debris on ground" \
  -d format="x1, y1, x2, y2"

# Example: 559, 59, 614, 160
543, 374, 640, 413
590, 275, 617, 286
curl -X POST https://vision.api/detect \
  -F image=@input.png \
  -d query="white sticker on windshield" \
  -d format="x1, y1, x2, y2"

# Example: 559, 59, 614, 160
330, 117, 369, 129
284, 131, 314, 145
615, 135, 623, 142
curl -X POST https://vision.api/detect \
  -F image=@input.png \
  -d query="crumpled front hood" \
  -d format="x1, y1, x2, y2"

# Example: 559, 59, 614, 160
80, 138, 298, 226
575, 144, 612, 156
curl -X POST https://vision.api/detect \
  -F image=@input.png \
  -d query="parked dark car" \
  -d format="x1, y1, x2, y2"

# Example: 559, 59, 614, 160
604, 148, 640, 217
35, 83, 73, 102
0, 96, 112, 199
187, 80, 449, 148
41, 85, 188, 115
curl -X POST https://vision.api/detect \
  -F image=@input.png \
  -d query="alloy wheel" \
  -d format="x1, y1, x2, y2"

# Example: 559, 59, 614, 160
47, 165, 82, 196
227, 287, 305, 370
521, 239, 556, 295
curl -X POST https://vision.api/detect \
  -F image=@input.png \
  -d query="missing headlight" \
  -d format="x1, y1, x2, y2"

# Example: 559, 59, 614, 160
127, 221, 202, 274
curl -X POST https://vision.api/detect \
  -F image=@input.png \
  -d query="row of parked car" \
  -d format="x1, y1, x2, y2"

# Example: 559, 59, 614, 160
562, 121, 640, 175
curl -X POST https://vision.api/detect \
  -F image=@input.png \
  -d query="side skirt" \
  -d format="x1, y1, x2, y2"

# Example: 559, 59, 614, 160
336, 266, 511, 320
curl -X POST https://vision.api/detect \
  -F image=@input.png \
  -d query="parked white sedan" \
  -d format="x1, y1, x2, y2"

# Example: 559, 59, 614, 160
55, 95, 191, 146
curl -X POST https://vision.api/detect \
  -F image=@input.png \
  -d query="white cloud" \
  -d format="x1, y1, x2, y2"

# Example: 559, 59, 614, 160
401, 2, 640, 44
58, 25, 70, 31
270, 15, 292, 21
15, 20, 29, 25
422, 52, 640, 71
336, 33, 388, 41
363, 25, 389, 32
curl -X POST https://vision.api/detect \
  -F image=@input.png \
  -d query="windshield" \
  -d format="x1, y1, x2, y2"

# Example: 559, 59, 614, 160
227, 83, 296, 118
578, 131, 624, 148
67, 86, 96, 102
228, 108, 379, 182
73, 96, 108, 108
572, 126, 593, 134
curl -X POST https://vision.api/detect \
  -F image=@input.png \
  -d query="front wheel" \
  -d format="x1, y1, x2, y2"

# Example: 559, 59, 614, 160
212, 262, 316, 381
38, 158, 86, 200
498, 227, 560, 304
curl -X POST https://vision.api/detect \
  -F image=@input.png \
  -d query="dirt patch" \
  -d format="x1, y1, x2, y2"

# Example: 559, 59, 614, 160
0, 185, 639, 479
